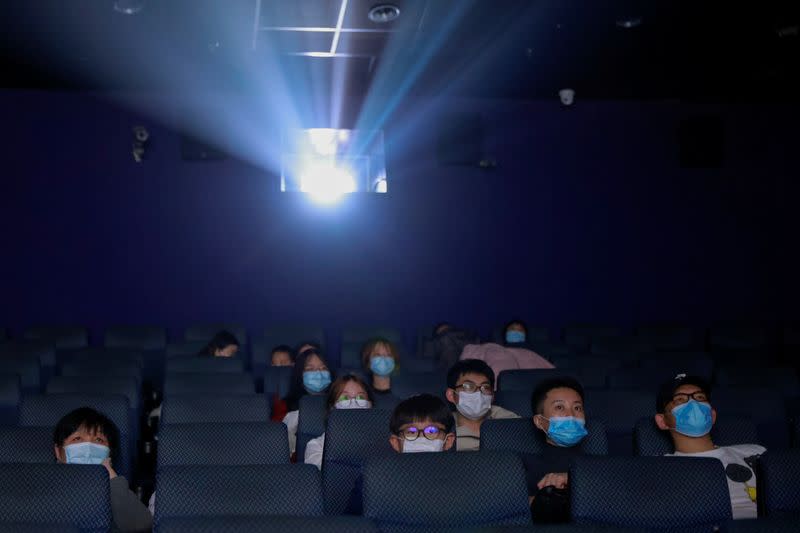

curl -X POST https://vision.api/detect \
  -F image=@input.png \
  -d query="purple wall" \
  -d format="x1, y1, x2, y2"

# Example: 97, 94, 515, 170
0, 90, 796, 350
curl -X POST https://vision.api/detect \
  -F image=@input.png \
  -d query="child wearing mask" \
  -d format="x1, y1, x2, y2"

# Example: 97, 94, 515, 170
304, 374, 374, 469
361, 338, 399, 396
445, 359, 520, 451
53, 407, 152, 532
388, 393, 457, 453
283, 348, 335, 456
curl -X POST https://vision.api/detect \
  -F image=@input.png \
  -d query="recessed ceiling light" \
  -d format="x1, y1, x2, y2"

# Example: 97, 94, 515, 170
368, 4, 401, 24
616, 17, 643, 29
114, 0, 146, 15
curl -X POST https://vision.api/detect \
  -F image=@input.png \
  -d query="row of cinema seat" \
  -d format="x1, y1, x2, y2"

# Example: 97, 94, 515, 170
2, 412, 800, 532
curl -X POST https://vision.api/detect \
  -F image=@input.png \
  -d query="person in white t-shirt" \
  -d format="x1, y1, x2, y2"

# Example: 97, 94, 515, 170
654, 374, 766, 520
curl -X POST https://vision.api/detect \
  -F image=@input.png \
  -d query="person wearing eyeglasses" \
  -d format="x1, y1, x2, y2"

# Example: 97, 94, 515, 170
304, 374, 374, 470
388, 394, 457, 453
654, 374, 766, 520
444, 359, 520, 452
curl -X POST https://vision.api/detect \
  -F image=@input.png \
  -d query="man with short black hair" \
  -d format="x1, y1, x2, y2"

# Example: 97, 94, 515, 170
654, 373, 766, 520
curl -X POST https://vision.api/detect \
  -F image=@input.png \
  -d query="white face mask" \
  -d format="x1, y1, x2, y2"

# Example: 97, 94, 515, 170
402, 437, 445, 453
335, 398, 371, 410
456, 390, 492, 420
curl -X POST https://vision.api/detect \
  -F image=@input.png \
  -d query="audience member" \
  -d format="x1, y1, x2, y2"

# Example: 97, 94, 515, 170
361, 337, 399, 395
389, 394, 456, 453
53, 407, 152, 532
523, 377, 589, 524
295, 341, 321, 360
461, 342, 553, 385
283, 348, 335, 456
445, 359, 519, 451
504, 319, 528, 345
654, 373, 765, 520
197, 330, 240, 357
270, 344, 294, 367
304, 374, 374, 470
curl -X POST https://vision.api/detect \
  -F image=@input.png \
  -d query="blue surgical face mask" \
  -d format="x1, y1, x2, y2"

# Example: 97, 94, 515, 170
671, 399, 713, 437
303, 370, 331, 393
370, 356, 395, 377
64, 442, 110, 465
541, 416, 588, 447
506, 330, 526, 344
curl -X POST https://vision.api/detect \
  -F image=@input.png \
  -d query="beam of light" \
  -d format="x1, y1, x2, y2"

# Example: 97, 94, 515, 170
330, 0, 349, 55
299, 161, 356, 204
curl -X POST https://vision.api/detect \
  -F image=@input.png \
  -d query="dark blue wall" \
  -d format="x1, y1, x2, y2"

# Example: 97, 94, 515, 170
0, 90, 796, 350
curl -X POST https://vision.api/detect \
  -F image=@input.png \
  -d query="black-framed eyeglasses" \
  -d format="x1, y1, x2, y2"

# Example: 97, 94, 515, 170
456, 381, 493, 395
671, 391, 709, 405
397, 425, 445, 441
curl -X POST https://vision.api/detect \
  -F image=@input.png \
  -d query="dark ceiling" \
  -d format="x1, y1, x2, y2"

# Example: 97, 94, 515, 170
0, 0, 798, 101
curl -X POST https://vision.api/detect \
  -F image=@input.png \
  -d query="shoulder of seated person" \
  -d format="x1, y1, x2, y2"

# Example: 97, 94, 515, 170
490, 405, 520, 419
282, 410, 299, 424
720, 443, 767, 455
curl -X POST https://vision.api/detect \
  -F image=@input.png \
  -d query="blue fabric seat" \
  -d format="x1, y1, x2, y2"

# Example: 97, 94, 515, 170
564, 325, 622, 352
297, 394, 327, 462
165, 356, 245, 374
0, 463, 111, 533
156, 515, 378, 533
60, 360, 143, 384
104, 325, 166, 350
157, 422, 289, 468
46, 376, 141, 410
391, 371, 445, 399
633, 415, 761, 456
160, 394, 270, 425
584, 389, 654, 455
63, 347, 145, 367
0, 426, 55, 463
322, 409, 395, 514
636, 325, 696, 351
184, 323, 248, 346
709, 325, 768, 352
154, 464, 323, 526
0, 524, 80, 533
497, 369, 602, 393
591, 335, 654, 355
481, 418, 609, 455
0, 373, 20, 425
23, 326, 89, 350
163, 373, 255, 396
363, 451, 530, 532
18, 393, 135, 479
165, 341, 207, 359
715, 366, 799, 395
758, 448, 800, 519
638, 352, 714, 380
494, 389, 533, 417
262, 366, 293, 398
712, 387, 789, 449
0, 349, 45, 393
725, 517, 800, 532
570, 456, 731, 531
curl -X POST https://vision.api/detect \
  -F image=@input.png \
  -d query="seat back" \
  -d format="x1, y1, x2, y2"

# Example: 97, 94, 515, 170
46, 376, 140, 409
23, 326, 88, 350
166, 356, 245, 374
585, 389, 654, 455
0, 354, 41, 393
64, 348, 145, 368
185, 323, 248, 346
493, 389, 533, 417
634, 415, 761, 456
156, 515, 378, 533
262, 365, 293, 398
497, 369, 581, 392
391, 371, 445, 400
481, 418, 609, 455
636, 325, 696, 351
297, 394, 327, 461
154, 464, 323, 525
18, 393, 134, 478
104, 325, 166, 350
60, 360, 142, 384
712, 387, 789, 449
160, 394, 270, 425
322, 409, 394, 514
363, 451, 530, 532
165, 341, 207, 358
0, 373, 20, 425
709, 325, 768, 351
591, 335, 654, 355
0, 426, 55, 463
164, 373, 255, 396
759, 448, 800, 518
0, 463, 111, 533
638, 352, 714, 379
157, 422, 289, 468
570, 456, 732, 529
715, 366, 800, 393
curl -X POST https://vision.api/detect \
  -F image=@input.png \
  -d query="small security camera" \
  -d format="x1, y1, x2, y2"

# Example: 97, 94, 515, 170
559, 88, 575, 107
133, 126, 149, 142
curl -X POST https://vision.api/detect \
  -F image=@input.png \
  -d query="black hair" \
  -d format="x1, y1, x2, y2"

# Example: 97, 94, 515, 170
270, 344, 294, 361
656, 374, 712, 413
446, 359, 495, 390
530, 376, 585, 415
504, 318, 528, 335
433, 322, 452, 336
53, 407, 121, 458
293, 341, 321, 360
390, 394, 455, 435
285, 348, 335, 411
198, 330, 240, 357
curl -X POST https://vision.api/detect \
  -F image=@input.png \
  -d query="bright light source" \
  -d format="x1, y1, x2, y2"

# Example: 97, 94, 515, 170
375, 179, 388, 193
300, 162, 356, 204
114, 0, 146, 15
307, 128, 339, 156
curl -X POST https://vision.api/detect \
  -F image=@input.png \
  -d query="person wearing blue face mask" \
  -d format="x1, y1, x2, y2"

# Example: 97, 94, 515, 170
504, 319, 528, 345
361, 338, 399, 396
655, 374, 766, 520
283, 348, 335, 458
521, 377, 589, 524
53, 407, 152, 532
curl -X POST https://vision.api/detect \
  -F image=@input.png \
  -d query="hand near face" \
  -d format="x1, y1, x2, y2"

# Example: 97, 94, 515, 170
102, 458, 117, 479
537, 472, 568, 490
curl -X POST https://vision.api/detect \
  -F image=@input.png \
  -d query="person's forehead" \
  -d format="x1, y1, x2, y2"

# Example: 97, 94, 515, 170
401, 418, 443, 429
457, 372, 490, 385
73, 425, 107, 437
341, 380, 366, 395
545, 387, 582, 403
508, 323, 524, 330
305, 354, 325, 366
674, 383, 705, 395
